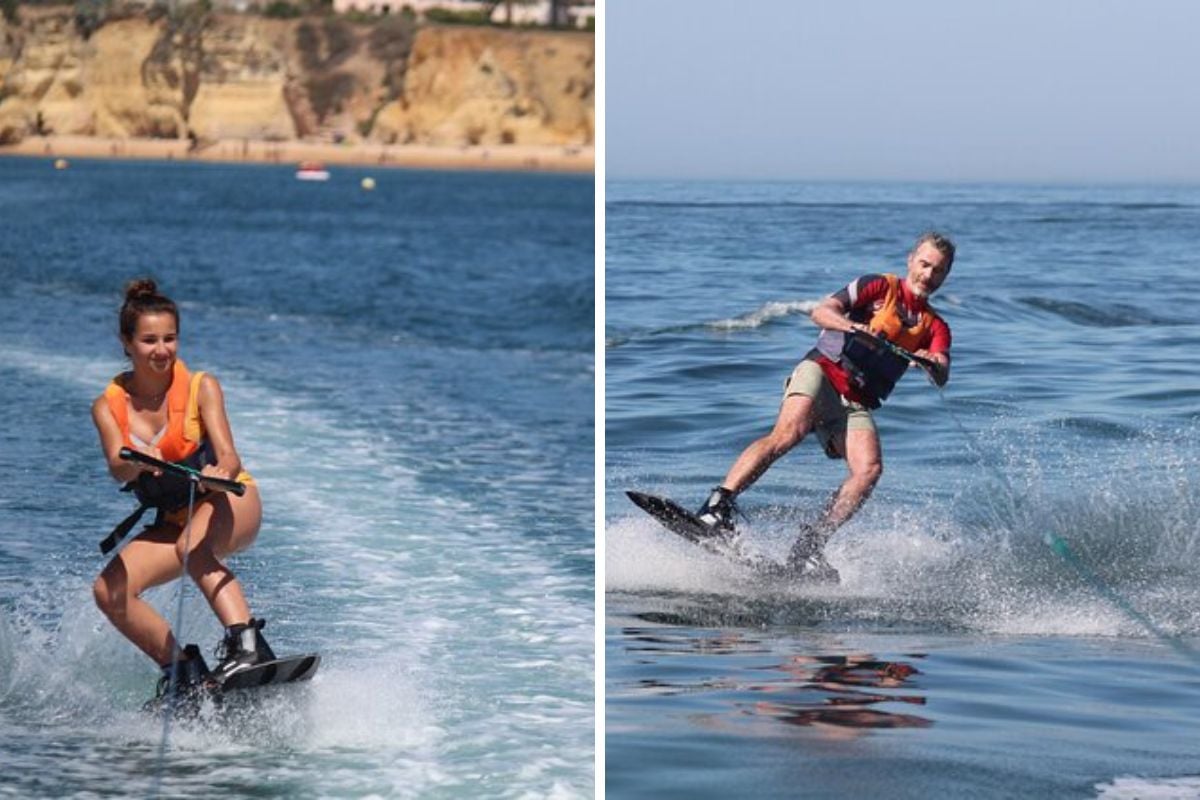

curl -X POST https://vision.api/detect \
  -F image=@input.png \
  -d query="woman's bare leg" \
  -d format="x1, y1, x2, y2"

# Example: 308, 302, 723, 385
93, 485, 262, 664
93, 527, 187, 666
175, 485, 262, 627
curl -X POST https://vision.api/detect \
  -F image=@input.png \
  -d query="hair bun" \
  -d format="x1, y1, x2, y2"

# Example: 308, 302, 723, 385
124, 278, 159, 301
117, 277, 178, 343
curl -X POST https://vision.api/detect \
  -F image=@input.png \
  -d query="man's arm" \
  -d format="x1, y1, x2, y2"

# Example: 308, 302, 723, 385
913, 315, 951, 386
811, 295, 871, 335
811, 275, 891, 335
913, 349, 950, 386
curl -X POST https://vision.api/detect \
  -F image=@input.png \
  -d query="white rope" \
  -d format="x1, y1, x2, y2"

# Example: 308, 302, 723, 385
152, 475, 199, 796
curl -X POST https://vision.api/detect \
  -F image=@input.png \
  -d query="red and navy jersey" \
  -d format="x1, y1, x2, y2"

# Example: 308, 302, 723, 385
813, 274, 951, 405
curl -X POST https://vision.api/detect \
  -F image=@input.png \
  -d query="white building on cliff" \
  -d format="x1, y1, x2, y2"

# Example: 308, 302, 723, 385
329, 0, 595, 29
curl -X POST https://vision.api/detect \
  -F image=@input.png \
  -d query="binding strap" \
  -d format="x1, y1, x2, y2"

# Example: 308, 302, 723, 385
100, 503, 154, 555
98, 444, 213, 555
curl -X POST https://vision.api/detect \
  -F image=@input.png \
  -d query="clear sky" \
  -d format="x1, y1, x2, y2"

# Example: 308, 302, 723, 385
606, 0, 1200, 182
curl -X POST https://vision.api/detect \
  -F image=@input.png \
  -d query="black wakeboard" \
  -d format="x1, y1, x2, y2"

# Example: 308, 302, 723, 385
144, 653, 321, 715
625, 490, 719, 547
626, 490, 839, 583
217, 652, 321, 692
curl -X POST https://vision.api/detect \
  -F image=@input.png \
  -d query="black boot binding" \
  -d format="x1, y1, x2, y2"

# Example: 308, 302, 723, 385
695, 486, 738, 534
146, 643, 212, 712
212, 618, 276, 684
785, 527, 841, 583
696, 486, 750, 556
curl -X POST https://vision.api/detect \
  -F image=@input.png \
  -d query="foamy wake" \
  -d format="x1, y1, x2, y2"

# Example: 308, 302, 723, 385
0, 342, 592, 796
605, 515, 754, 595
707, 300, 819, 331
1095, 775, 1200, 799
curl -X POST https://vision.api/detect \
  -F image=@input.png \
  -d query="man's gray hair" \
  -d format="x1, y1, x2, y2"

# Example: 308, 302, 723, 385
913, 231, 956, 269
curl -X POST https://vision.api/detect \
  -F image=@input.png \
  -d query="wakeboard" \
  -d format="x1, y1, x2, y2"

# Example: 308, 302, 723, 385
218, 652, 321, 691
144, 653, 321, 714
626, 490, 839, 583
625, 491, 721, 549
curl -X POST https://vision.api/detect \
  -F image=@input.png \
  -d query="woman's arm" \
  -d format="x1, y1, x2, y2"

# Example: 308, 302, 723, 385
91, 396, 151, 483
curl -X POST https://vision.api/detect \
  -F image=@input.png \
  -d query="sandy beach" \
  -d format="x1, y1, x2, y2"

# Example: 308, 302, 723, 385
0, 135, 594, 174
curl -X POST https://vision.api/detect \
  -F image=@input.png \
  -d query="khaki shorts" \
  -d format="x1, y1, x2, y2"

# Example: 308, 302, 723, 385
783, 359, 876, 459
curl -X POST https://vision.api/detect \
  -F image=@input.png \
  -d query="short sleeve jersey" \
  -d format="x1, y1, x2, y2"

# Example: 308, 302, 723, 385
812, 273, 951, 405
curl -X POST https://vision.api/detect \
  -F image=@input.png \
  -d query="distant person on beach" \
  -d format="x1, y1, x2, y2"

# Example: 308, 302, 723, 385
694, 232, 955, 581
91, 279, 275, 700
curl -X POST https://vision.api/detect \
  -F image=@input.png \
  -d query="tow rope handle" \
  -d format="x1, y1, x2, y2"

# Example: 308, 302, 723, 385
855, 331, 942, 384
118, 447, 246, 496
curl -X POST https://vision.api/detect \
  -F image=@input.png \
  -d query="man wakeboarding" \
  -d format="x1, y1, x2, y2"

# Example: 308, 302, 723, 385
682, 232, 955, 581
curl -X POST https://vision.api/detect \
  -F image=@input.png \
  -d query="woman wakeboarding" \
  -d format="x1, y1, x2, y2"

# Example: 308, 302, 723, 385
91, 278, 275, 702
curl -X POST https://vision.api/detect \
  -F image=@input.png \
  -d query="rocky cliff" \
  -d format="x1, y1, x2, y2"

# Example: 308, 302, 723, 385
0, 7, 593, 147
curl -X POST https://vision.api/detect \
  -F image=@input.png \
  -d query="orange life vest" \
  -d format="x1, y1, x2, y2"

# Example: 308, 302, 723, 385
832, 274, 939, 408
866, 273, 935, 351
104, 359, 206, 462
98, 359, 221, 555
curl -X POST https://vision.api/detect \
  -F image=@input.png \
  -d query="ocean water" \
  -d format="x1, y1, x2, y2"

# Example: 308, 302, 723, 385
605, 181, 1200, 798
0, 157, 594, 798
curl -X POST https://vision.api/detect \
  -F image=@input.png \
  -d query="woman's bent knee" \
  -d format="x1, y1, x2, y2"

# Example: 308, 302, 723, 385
185, 546, 224, 580
93, 573, 123, 619
174, 533, 192, 563
92, 575, 109, 613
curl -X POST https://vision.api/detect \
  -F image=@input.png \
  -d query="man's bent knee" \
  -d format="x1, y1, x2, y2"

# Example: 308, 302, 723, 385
765, 426, 805, 455
768, 413, 812, 453
851, 461, 883, 488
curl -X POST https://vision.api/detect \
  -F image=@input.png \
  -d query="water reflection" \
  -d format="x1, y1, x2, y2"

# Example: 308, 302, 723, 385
619, 624, 932, 734
750, 654, 931, 732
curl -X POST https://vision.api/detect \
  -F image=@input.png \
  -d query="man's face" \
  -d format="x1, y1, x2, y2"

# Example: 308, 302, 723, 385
906, 242, 951, 297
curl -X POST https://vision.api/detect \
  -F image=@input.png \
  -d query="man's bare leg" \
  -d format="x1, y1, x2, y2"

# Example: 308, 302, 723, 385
720, 394, 817, 494
787, 426, 883, 572
697, 394, 818, 534
822, 426, 883, 530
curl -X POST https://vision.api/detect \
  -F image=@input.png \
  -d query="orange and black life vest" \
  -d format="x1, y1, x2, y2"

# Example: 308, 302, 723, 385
838, 274, 935, 407
103, 359, 207, 463
99, 360, 215, 554
866, 274, 935, 350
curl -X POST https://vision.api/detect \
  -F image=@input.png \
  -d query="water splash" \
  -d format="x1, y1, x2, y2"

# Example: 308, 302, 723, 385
608, 420, 1200, 642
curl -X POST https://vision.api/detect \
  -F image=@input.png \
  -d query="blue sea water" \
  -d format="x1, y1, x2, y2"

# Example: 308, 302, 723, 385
0, 157, 594, 798
605, 180, 1200, 798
